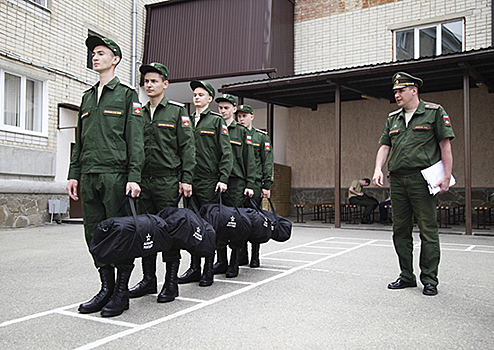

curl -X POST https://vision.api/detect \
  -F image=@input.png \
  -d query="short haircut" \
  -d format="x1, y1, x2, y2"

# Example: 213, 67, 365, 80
362, 178, 371, 185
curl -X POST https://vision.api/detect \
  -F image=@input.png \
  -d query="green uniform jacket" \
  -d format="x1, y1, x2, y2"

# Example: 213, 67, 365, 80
192, 108, 232, 183
379, 100, 455, 175
248, 127, 274, 190
142, 97, 195, 184
228, 120, 256, 189
68, 77, 144, 183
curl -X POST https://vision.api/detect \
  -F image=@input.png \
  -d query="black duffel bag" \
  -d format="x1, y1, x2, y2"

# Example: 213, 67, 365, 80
261, 198, 292, 242
240, 197, 273, 244
199, 191, 251, 248
89, 194, 173, 264
157, 195, 216, 258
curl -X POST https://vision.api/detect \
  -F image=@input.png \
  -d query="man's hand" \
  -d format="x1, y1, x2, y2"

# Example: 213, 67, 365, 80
261, 189, 271, 198
372, 170, 385, 187
244, 188, 254, 197
435, 177, 451, 194
126, 182, 141, 198
180, 183, 193, 197
216, 182, 228, 192
66, 179, 79, 201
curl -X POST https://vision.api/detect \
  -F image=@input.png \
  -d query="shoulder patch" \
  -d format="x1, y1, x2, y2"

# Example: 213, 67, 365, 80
132, 102, 142, 116
264, 142, 271, 151
222, 124, 229, 135
181, 116, 191, 127
424, 103, 440, 109
388, 108, 402, 117
168, 100, 185, 108
443, 115, 451, 126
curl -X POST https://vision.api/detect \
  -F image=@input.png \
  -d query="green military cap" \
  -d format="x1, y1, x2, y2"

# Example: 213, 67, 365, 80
236, 104, 254, 114
392, 72, 423, 90
190, 80, 215, 98
86, 36, 122, 60
215, 93, 237, 106
139, 62, 169, 80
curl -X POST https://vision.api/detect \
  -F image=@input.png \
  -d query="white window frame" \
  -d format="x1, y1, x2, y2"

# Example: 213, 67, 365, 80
0, 67, 48, 138
393, 19, 465, 61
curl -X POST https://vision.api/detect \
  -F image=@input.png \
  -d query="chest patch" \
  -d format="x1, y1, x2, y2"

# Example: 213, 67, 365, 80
246, 135, 252, 145
104, 110, 122, 116
81, 112, 89, 118
230, 140, 242, 146
201, 130, 215, 135
389, 129, 400, 135
158, 123, 175, 128
413, 125, 430, 130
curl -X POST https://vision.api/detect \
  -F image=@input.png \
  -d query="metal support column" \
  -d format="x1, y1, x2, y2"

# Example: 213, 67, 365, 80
463, 69, 472, 235
334, 84, 341, 228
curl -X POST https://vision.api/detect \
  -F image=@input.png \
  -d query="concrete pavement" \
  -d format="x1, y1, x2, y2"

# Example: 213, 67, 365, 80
1, 222, 493, 349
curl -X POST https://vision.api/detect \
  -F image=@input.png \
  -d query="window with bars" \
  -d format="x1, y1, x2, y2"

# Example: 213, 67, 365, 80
394, 20, 464, 61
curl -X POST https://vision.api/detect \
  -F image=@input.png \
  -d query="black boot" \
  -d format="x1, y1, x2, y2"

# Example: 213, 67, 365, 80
226, 249, 240, 278
101, 268, 133, 317
157, 261, 179, 303
238, 242, 249, 266
129, 254, 157, 298
199, 256, 214, 287
78, 266, 115, 314
212, 247, 228, 274
177, 255, 201, 284
250, 243, 260, 268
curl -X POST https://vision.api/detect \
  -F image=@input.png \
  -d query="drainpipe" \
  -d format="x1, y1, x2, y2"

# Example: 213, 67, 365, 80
131, 0, 138, 88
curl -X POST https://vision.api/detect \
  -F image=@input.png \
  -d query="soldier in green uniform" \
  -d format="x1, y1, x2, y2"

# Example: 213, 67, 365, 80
66, 36, 144, 317
213, 94, 255, 278
128, 63, 195, 303
372, 72, 455, 296
177, 81, 233, 287
236, 104, 274, 268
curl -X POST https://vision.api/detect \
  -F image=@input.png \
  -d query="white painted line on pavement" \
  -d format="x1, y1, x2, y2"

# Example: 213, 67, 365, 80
262, 257, 313, 263
74, 239, 378, 350
56, 310, 138, 328
175, 296, 205, 303
0, 303, 80, 328
214, 279, 254, 285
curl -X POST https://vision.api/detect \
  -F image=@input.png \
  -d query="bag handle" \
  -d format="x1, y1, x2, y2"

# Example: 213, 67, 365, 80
267, 197, 278, 217
220, 190, 242, 216
245, 195, 270, 221
115, 191, 139, 226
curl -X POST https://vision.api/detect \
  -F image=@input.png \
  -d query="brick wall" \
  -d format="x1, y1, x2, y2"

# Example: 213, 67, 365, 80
294, 0, 492, 74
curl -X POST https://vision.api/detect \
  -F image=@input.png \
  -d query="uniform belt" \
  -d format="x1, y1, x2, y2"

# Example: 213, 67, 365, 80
142, 169, 180, 178
390, 171, 422, 178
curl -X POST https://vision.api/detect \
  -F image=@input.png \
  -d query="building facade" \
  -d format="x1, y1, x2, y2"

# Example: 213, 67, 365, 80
0, 0, 157, 227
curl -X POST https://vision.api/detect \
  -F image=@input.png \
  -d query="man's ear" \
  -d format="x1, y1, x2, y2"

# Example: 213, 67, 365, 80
113, 55, 121, 66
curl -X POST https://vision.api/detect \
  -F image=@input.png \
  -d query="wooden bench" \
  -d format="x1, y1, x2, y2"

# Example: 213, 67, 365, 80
341, 204, 362, 224
321, 203, 336, 223
473, 205, 493, 230
294, 203, 330, 223
436, 204, 465, 228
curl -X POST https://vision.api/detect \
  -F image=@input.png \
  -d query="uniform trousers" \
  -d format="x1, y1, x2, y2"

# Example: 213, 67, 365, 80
140, 174, 181, 261
390, 172, 440, 286
80, 173, 134, 272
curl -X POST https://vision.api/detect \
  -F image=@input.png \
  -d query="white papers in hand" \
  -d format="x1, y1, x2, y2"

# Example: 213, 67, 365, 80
420, 160, 456, 195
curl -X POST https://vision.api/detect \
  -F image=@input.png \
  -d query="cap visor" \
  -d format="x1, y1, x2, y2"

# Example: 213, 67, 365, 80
86, 36, 106, 51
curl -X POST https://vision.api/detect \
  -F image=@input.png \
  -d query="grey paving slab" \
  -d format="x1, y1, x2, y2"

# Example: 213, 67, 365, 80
1, 223, 493, 349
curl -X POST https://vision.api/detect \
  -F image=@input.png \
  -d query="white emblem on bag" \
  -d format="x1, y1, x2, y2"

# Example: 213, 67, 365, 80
143, 233, 154, 250
226, 215, 237, 228
193, 226, 203, 241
